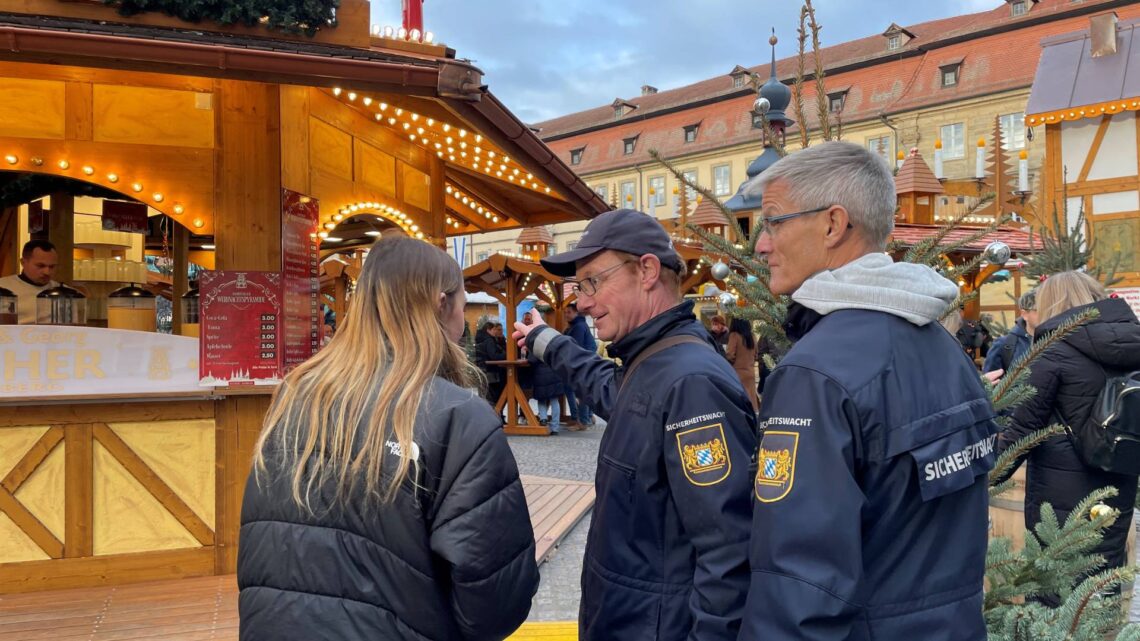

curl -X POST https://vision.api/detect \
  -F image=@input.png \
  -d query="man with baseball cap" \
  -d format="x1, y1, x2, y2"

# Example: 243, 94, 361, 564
513, 208, 755, 641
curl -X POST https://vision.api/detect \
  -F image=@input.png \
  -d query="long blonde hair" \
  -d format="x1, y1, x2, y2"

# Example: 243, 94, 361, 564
255, 236, 476, 510
1034, 271, 1106, 325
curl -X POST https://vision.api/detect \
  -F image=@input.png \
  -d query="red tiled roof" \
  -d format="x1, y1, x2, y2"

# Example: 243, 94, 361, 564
896, 149, 944, 195
539, 0, 1139, 176
890, 224, 1042, 253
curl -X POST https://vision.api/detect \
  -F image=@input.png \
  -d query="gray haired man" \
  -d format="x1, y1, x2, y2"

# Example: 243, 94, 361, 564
741, 141, 997, 641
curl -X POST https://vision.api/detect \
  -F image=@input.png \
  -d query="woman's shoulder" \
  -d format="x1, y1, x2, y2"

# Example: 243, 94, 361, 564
423, 377, 502, 433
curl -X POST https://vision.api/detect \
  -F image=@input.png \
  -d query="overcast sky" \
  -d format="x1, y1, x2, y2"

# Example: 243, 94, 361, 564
369, 0, 998, 124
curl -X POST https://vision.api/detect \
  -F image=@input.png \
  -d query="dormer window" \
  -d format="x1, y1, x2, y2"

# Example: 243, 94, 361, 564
729, 65, 750, 90
614, 105, 625, 119
684, 124, 700, 143
623, 136, 639, 155
882, 23, 914, 51
612, 99, 636, 120
733, 75, 745, 88
752, 112, 765, 129
941, 62, 961, 88
828, 90, 848, 113
1011, 0, 1028, 16
570, 147, 584, 165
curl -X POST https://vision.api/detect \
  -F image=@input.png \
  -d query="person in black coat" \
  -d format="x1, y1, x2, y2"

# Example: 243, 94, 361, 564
996, 271, 1140, 601
474, 321, 506, 404
238, 236, 538, 641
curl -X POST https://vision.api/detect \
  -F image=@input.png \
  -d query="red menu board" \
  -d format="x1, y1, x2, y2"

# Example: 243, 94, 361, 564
281, 189, 321, 371
102, 199, 149, 234
198, 271, 283, 386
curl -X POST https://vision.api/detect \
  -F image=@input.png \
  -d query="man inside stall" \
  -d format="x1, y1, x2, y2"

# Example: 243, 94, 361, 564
0, 240, 59, 324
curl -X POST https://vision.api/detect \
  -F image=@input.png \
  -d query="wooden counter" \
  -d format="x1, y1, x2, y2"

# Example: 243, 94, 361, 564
0, 389, 273, 593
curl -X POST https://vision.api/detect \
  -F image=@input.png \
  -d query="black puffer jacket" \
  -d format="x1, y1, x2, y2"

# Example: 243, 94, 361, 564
238, 378, 539, 641
474, 330, 506, 384
998, 297, 1140, 569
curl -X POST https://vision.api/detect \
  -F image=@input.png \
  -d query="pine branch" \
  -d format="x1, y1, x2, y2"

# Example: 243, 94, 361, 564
989, 424, 1065, 492
991, 308, 1099, 407
793, 6, 811, 149
648, 148, 751, 245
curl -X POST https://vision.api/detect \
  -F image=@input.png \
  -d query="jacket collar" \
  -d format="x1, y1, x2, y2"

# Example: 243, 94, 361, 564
608, 300, 698, 363
784, 302, 824, 342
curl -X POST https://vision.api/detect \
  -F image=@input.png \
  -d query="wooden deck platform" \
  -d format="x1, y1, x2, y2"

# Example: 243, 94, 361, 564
0, 475, 592, 641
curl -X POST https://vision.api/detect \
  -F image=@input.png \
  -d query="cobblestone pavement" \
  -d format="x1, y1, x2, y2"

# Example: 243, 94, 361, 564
506, 419, 603, 622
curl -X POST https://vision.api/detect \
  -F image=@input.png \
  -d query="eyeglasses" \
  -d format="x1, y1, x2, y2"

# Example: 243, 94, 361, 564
570, 260, 633, 296
758, 204, 852, 235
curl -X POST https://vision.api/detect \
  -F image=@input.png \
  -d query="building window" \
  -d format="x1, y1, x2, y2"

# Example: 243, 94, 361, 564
570, 148, 584, 165
623, 136, 638, 155
594, 184, 608, 202
567, 241, 578, 251
887, 34, 901, 50
682, 169, 698, 200
866, 136, 892, 164
752, 112, 765, 129
828, 92, 846, 113
476, 251, 489, 263
547, 244, 557, 257
999, 112, 1026, 150
940, 123, 966, 159
713, 164, 732, 196
614, 105, 625, 119
1011, 0, 1028, 17
620, 181, 636, 207
941, 64, 960, 88
684, 124, 699, 143
733, 75, 746, 88
649, 175, 666, 207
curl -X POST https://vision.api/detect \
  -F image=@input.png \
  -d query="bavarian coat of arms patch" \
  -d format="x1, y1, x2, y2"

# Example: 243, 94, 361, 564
755, 431, 799, 503
675, 423, 732, 486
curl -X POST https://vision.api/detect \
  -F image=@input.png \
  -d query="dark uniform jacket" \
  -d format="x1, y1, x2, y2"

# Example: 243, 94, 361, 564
982, 319, 1031, 374
566, 314, 597, 352
997, 297, 1140, 570
527, 301, 755, 641
475, 330, 506, 385
743, 254, 995, 641
238, 378, 539, 641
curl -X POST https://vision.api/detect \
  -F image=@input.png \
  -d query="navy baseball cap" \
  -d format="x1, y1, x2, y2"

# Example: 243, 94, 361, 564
540, 209, 685, 277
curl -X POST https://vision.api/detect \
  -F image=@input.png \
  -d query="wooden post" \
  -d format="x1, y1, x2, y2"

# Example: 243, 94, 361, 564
47, 192, 74, 283
172, 224, 189, 335
0, 206, 17, 277
214, 80, 282, 272
429, 155, 447, 248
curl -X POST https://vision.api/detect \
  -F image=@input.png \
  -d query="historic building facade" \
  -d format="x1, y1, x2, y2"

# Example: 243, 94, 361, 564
459, 0, 1140, 264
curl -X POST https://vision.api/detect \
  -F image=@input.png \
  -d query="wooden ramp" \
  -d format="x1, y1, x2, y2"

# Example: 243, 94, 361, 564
521, 475, 594, 563
0, 475, 592, 641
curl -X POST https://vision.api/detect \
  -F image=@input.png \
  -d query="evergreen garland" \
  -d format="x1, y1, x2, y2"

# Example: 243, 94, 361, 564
101, 0, 339, 37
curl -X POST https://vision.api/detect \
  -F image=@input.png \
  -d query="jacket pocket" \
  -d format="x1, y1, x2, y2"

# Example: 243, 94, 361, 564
600, 454, 636, 502
885, 399, 998, 502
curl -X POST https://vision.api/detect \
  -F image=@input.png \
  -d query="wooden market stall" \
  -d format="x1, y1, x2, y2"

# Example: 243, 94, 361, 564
463, 252, 571, 435
0, 1, 605, 594
1024, 12, 1140, 307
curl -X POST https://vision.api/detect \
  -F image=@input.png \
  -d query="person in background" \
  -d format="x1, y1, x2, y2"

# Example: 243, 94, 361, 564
529, 310, 566, 433
708, 314, 729, 347
474, 321, 506, 405
0, 239, 59, 324
725, 317, 759, 411
983, 289, 1037, 374
238, 236, 538, 641
742, 141, 995, 641
994, 271, 1140, 606
562, 303, 597, 429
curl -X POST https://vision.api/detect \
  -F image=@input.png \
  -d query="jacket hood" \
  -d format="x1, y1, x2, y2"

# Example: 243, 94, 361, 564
791, 253, 960, 326
1034, 297, 1140, 371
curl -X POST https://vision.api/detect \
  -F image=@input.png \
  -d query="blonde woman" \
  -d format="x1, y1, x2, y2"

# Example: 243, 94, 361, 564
238, 236, 539, 641
995, 270, 1140, 605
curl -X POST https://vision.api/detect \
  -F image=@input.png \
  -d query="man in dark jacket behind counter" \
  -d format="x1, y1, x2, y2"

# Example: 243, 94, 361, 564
741, 141, 997, 641
513, 209, 755, 641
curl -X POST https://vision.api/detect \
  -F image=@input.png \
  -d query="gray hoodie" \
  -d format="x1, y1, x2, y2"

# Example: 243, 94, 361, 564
791, 252, 960, 326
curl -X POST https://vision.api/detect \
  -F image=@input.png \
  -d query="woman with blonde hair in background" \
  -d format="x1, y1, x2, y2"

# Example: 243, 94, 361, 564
238, 236, 539, 641
995, 270, 1140, 605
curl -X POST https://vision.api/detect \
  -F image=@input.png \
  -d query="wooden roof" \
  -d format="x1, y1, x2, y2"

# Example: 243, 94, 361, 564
690, 198, 729, 227
890, 224, 1042, 253
516, 226, 554, 245
895, 149, 944, 195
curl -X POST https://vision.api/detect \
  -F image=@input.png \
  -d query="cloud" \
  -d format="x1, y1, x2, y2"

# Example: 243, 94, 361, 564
370, 1, 994, 123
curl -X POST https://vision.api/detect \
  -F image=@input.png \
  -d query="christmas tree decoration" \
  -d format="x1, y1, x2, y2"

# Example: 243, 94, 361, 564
984, 241, 1012, 265
711, 260, 731, 280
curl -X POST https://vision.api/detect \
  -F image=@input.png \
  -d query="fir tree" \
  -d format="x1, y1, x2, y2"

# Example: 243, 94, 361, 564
102, 0, 339, 36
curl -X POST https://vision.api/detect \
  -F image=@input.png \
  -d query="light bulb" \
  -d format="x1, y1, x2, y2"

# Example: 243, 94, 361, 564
107, 173, 119, 183
173, 204, 184, 215
3, 155, 17, 165
193, 219, 204, 228
82, 165, 94, 175
58, 160, 70, 169
131, 183, 143, 192
152, 193, 164, 202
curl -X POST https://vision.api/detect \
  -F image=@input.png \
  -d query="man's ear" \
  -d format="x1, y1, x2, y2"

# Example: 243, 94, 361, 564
639, 254, 662, 290
823, 205, 853, 249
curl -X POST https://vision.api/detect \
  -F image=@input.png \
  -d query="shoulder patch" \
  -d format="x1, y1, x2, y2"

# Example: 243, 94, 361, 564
755, 431, 799, 503
675, 423, 731, 486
